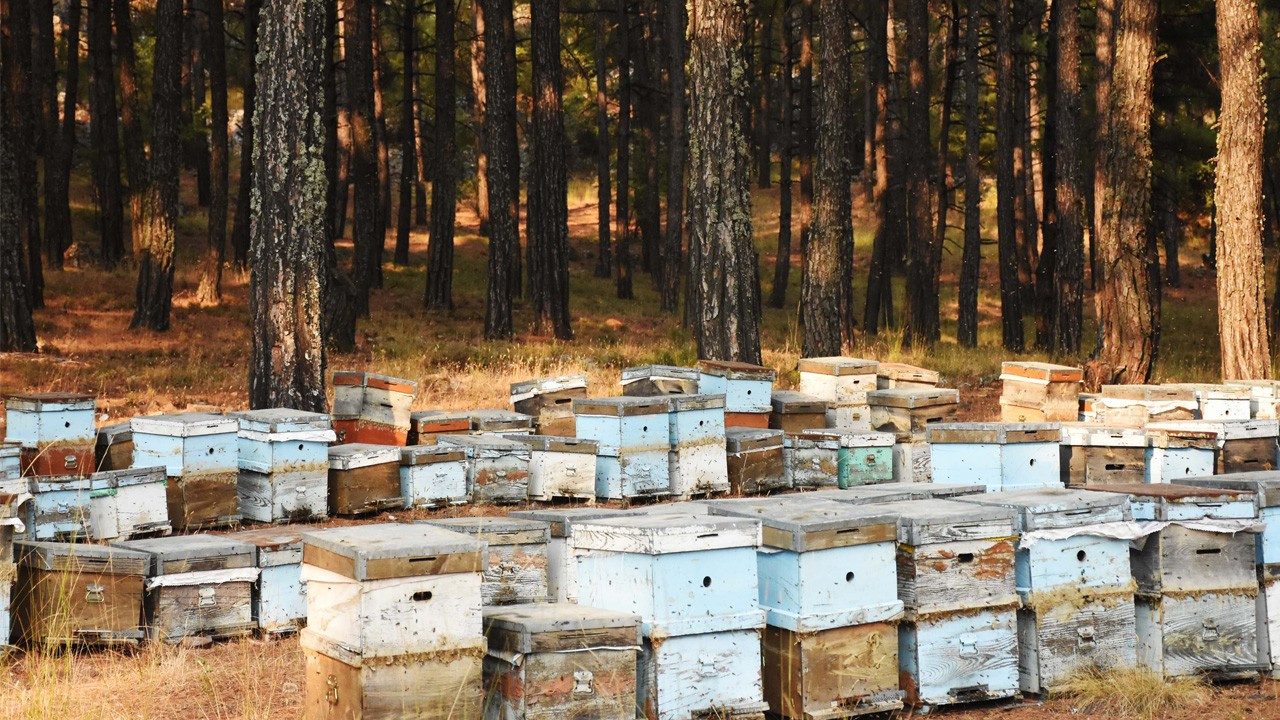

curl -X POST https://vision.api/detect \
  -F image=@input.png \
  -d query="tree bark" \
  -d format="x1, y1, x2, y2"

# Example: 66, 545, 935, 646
1036, 0, 1058, 351
615, 0, 634, 299
0, 53, 38, 351
796, 0, 813, 257
470, 0, 489, 233
4, 0, 41, 306
902, 0, 936, 345
660, 0, 687, 311
1214, 0, 1270, 379
957, 0, 981, 347
113, 0, 146, 254
755, 5, 772, 188
196, 0, 230, 305
593, 7, 612, 279
249, 0, 329, 412
36, 0, 71, 268
481, 0, 517, 339
184, 9, 211, 208
412, 49, 428, 227
768, 1, 793, 309
371, 3, 389, 285
1052, 0, 1084, 352
632, 0, 661, 280
87, 0, 125, 266
687, 0, 762, 363
231, 0, 260, 266
425, 0, 458, 309
994, 0, 1024, 350
931, 0, 959, 316
346, 0, 381, 315
394, 0, 416, 266
1160, 189, 1180, 287
863, 0, 892, 334
322, 0, 358, 351
131, 0, 184, 332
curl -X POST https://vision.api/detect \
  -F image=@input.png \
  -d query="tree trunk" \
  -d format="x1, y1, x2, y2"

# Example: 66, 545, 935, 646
481, 0, 517, 339
322, 0, 358, 351
36, 0, 70, 268
1161, 190, 1180, 288
615, 0, 634, 299
425, 0, 458, 309
498, 1, 518, 300
131, 0, 183, 332
231, 0, 261, 266
371, 4, 389, 285
931, 0, 959, 316
863, 0, 891, 334
1036, 0, 1058, 351
4, 0, 41, 307
249, 0, 329, 412
660, 0, 687, 311
768, 1, 793, 309
114, 0, 146, 253
796, 0, 813, 257
87, 0, 125, 266
957, 0, 981, 347
994, 0, 1024, 350
1214, 0, 1270, 379
631, 0, 658, 279
412, 53, 428, 227
346, 0, 381, 315
802, 0, 853, 357
1052, 0, 1084, 352
185, 9, 211, 209
1093, 0, 1112, 298
593, 8, 612, 279
196, 0, 230, 305
394, 0, 416, 266
0, 59, 38, 351
1094, 0, 1157, 384
31, 0, 55, 157
687, 0, 762, 363
470, 0, 489, 233
755, 7, 772, 188
902, 0, 936, 345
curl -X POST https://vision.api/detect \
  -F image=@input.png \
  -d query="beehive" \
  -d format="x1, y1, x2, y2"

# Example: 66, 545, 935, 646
697, 359, 775, 415
999, 362, 1083, 423
768, 391, 827, 434
783, 433, 840, 490
4, 392, 96, 477
667, 394, 729, 499
876, 362, 940, 391
228, 525, 309, 635
422, 517, 550, 605
331, 371, 417, 445
892, 439, 932, 483
87, 466, 171, 541
236, 409, 334, 523
131, 413, 240, 530
927, 423, 1062, 492
574, 397, 672, 501
508, 506, 639, 603
439, 434, 531, 504
508, 435, 598, 502
725, 428, 787, 495
26, 474, 105, 540
0, 443, 20, 492
1225, 379, 1280, 420
13, 541, 148, 648
1161, 383, 1251, 421
94, 422, 133, 472
867, 388, 959, 437
406, 409, 471, 445
798, 430, 895, 488
1144, 422, 1220, 484
327, 444, 404, 516
114, 534, 257, 642
467, 409, 535, 435
1096, 385, 1197, 426
399, 444, 469, 508
798, 357, 878, 432
1058, 424, 1148, 486
510, 373, 588, 436
620, 364, 700, 397
482, 603, 640, 720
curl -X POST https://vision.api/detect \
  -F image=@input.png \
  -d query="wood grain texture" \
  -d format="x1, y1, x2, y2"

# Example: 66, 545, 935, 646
762, 623, 901, 720
1017, 594, 1137, 694
148, 580, 254, 641
897, 539, 1018, 615
1136, 592, 1260, 678
14, 566, 145, 646
483, 647, 637, 720
329, 465, 404, 517
304, 642, 483, 720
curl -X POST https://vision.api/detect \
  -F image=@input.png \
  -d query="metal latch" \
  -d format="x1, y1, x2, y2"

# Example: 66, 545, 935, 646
85, 583, 104, 604
325, 675, 340, 704
573, 670, 594, 695
1077, 626, 1096, 650
1202, 619, 1220, 641
698, 657, 718, 677
198, 587, 217, 607
959, 633, 979, 657
63, 454, 79, 470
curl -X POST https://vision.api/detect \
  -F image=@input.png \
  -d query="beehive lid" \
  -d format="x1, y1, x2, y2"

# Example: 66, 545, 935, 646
668, 393, 726, 412
509, 507, 640, 537
409, 410, 472, 430
29, 475, 108, 493
1058, 423, 1147, 447
1149, 419, 1279, 441
927, 422, 1060, 445
91, 466, 166, 488
1099, 384, 1195, 402
0, 443, 19, 459
4, 392, 96, 412
228, 525, 306, 554
877, 362, 941, 384
114, 534, 256, 575
833, 481, 987, 500
573, 396, 671, 417
1180, 472, 1280, 508
861, 499, 1017, 546
237, 408, 333, 434
798, 430, 895, 448
301, 523, 485, 580
703, 497, 898, 551
770, 391, 827, 414
795, 356, 879, 376
866, 388, 959, 409
421, 517, 551, 545
955, 488, 1130, 531
725, 427, 785, 452
96, 422, 132, 444
509, 374, 589, 400
506, 435, 599, 454
400, 444, 467, 466
1163, 383, 1253, 400
328, 443, 401, 469
697, 359, 777, 381
1144, 421, 1222, 448
483, 603, 641, 653
620, 364, 699, 382
571, 514, 760, 554
17, 541, 149, 575
1086, 482, 1255, 506
438, 434, 530, 451
332, 371, 418, 393
785, 432, 841, 450
131, 412, 237, 437
1000, 362, 1083, 383
1225, 379, 1280, 399
466, 409, 534, 429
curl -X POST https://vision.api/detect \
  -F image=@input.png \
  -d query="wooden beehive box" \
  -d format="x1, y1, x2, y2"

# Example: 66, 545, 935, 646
801, 430, 895, 487
876, 362, 940, 391
783, 433, 840, 490
768, 391, 827, 434
508, 435, 598, 502
927, 423, 1062, 492
796, 357, 879, 406
438, 434, 531, 504
867, 388, 959, 437
399, 444, 469, 508
87, 466, 171, 541
1088, 482, 1258, 522
1144, 422, 1220, 484
467, 409, 535, 435
1225, 379, 1280, 420
407, 409, 471, 445
1096, 385, 1197, 426
638, 629, 769, 720
1212, 419, 1279, 473
236, 409, 334, 524
0, 443, 21, 492
892, 438, 932, 483
999, 362, 1082, 423
574, 397, 671, 501
1164, 383, 1253, 421
4, 392, 96, 477
1058, 424, 1148, 486
725, 428, 787, 495
762, 621, 902, 719
620, 364, 700, 397
228, 525, 308, 635
331, 371, 417, 445
667, 394, 728, 499
422, 517, 550, 605
508, 507, 640, 603
27, 474, 106, 540
482, 603, 640, 720
114, 534, 257, 642
697, 359, 775, 414
13, 541, 147, 648
131, 413, 240, 530
327, 443, 404, 516
510, 373, 588, 437
94, 423, 133, 472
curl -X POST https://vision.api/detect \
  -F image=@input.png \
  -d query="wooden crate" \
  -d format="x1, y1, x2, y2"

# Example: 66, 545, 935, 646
668, 395, 728, 499
407, 409, 471, 445
769, 392, 827, 435
399, 445, 469, 508
876, 362, 939, 391
725, 411, 770, 429
439, 435, 531, 504
422, 517, 551, 605
467, 409, 535, 435
899, 607, 1020, 707
328, 444, 404, 516
892, 440, 932, 483
508, 507, 640, 603
1218, 420, 1280, 473
574, 397, 671, 501
1058, 424, 1148, 487
783, 434, 840, 490
826, 404, 872, 432
4, 392, 96, 477
805, 430, 897, 487
1144, 423, 1220, 484
620, 365, 700, 397
763, 623, 902, 719
1096, 385, 1197, 427
302, 630, 484, 720
1088, 482, 1258, 522
999, 362, 1083, 423
301, 523, 485, 657
237, 411, 333, 524
168, 471, 240, 531
332, 371, 417, 445
796, 357, 879, 405
1165, 383, 1253, 421
332, 416, 407, 446
1018, 593, 1137, 695
114, 534, 257, 642
13, 540, 147, 648
805, 482, 985, 505
638, 631, 768, 720
1136, 592, 1260, 679
866, 389, 959, 437
229, 525, 308, 635
725, 428, 787, 495
94, 423, 133, 472
88, 466, 171, 541
697, 360, 776, 414
508, 435, 598, 502
510, 374, 588, 437
1225, 380, 1280, 420
927, 423, 1062, 492
482, 603, 640, 720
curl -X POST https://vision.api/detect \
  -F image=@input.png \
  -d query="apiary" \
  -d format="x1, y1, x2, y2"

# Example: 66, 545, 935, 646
13, 540, 148, 648
510, 373, 588, 436
667, 394, 729, 499
482, 603, 640, 720
467, 409, 535, 435
620, 364, 700, 397
4, 392, 96, 477
768, 391, 828, 434
87, 466, 171, 541
227, 525, 309, 635
331, 371, 417, 445
327, 444, 404, 516
798, 357, 878, 432
725, 428, 787, 495
131, 413, 240, 530
509, 435, 598, 502
574, 397, 672, 502
94, 422, 133, 472
114, 534, 257, 642
439, 434, 531, 504
422, 517, 550, 605
927, 423, 1062, 492
399, 444, 469, 508
1058, 424, 1148, 486
1096, 385, 1197, 427
236, 409, 334, 524
867, 388, 959, 437
876, 362, 940, 390
406, 409, 471, 445
509, 507, 639, 603
1166, 383, 1254, 421
1144, 422, 1221, 484
999, 362, 1083, 423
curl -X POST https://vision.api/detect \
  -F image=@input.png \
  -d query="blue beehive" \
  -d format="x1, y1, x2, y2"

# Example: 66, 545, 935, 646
26, 474, 108, 540
1145, 423, 1220, 484
804, 430, 895, 487
667, 394, 728, 499
0, 443, 20, 492
696, 360, 775, 414
928, 423, 1062, 492
132, 413, 239, 477
228, 525, 308, 635
438, 434, 530, 504
4, 392, 97, 477
399, 444, 469, 508
509, 506, 640, 603
236, 409, 334, 524
574, 397, 671, 501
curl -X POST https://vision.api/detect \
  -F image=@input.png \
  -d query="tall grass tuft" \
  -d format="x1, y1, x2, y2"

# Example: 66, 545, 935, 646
1056, 666, 1210, 720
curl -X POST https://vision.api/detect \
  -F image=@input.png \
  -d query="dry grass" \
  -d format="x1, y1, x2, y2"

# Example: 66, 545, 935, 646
1054, 666, 1211, 720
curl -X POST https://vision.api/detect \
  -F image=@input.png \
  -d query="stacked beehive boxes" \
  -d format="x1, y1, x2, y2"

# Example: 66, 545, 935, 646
798, 356, 878, 431
482, 603, 641, 720
706, 497, 905, 718
228, 525, 309, 635
620, 364, 700, 396
868, 388, 959, 483
131, 413, 240, 530
1095, 385, 1197, 426
12, 540, 149, 648
331, 371, 417, 445
1167, 384, 1254, 421
876, 362, 940, 390
800, 430, 895, 487
573, 513, 769, 720
1058, 424, 1148, 486
439, 434, 531, 504
783, 432, 841, 490
4, 392, 96, 477
423, 517, 550, 605
1226, 379, 1280, 420
999, 362, 1082, 422
467, 409, 534, 435
300, 523, 485, 719
574, 397, 672, 503
1216, 420, 1279, 473
699, 360, 775, 429
327, 444, 404, 516
26, 473, 104, 540
667, 394, 729, 499
725, 428, 787, 495
1144, 422, 1220, 483
0, 493, 21, 648
87, 466, 171, 540
956, 489, 1137, 694
94, 422, 134, 472
236, 409, 334, 523
406, 409, 471, 445
928, 423, 1062, 492
509, 507, 639, 603
510, 373, 587, 436
768, 391, 827, 434
399, 444, 470, 508
510, 435, 599, 502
